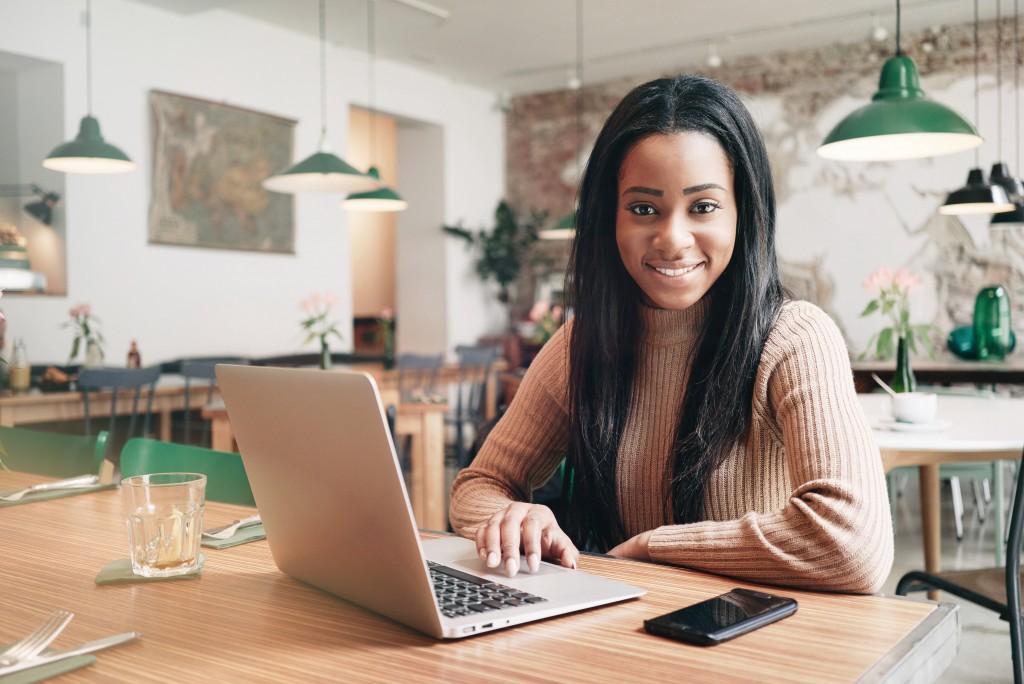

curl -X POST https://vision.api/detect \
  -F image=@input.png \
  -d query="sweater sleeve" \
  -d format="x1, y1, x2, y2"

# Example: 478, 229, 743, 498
646, 303, 894, 594
448, 324, 571, 538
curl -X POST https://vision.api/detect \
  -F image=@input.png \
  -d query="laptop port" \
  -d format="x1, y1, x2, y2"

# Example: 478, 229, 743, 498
462, 626, 476, 634
482, 623, 493, 629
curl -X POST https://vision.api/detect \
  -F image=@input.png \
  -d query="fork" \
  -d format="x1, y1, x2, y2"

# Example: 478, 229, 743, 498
202, 514, 262, 540
0, 610, 74, 667
0, 475, 99, 503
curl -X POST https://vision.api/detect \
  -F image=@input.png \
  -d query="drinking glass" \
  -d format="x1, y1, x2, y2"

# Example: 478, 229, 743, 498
121, 473, 206, 577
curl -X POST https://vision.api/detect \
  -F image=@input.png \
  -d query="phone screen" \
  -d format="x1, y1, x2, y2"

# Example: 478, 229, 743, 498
644, 588, 797, 645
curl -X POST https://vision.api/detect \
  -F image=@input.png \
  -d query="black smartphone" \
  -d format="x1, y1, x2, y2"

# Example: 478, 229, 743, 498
643, 587, 798, 646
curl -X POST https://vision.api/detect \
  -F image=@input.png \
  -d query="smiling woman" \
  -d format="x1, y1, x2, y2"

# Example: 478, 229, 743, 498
450, 74, 893, 595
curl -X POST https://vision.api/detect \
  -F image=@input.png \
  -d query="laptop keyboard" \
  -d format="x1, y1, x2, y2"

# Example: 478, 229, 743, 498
428, 561, 548, 618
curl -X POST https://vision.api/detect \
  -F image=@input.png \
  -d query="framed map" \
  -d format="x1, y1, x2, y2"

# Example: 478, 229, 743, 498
148, 90, 296, 253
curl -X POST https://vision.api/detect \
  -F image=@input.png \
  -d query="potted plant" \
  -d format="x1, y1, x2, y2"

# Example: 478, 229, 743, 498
443, 200, 549, 332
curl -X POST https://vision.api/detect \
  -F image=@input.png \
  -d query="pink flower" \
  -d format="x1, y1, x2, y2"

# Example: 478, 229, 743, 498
551, 305, 563, 321
861, 267, 893, 293
379, 308, 394, 321
893, 268, 922, 294
528, 300, 550, 323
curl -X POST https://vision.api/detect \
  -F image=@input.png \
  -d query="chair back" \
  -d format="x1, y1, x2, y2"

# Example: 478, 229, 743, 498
1005, 448, 1024, 679
120, 437, 256, 506
77, 366, 162, 445
0, 425, 109, 477
450, 344, 501, 466
178, 358, 248, 445
396, 353, 443, 402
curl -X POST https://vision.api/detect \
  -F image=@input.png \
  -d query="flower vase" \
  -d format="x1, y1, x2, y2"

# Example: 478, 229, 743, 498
84, 341, 103, 369
319, 340, 331, 370
891, 336, 916, 393
383, 335, 395, 370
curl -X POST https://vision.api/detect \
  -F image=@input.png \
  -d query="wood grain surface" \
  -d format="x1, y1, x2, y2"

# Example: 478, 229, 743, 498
0, 471, 949, 683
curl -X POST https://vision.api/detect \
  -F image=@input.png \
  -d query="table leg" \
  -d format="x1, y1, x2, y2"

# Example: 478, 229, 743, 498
420, 410, 446, 531
919, 463, 941, 601
159, 408, 171, 442
210, 417, 236, 453
409, 422, 426, 528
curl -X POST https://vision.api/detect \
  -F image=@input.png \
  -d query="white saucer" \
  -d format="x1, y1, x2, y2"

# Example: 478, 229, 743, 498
878, 418, 953, 433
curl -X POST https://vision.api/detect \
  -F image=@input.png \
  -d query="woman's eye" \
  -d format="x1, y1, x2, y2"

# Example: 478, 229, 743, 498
627, 203, 657, 216
691, 200, 721, 215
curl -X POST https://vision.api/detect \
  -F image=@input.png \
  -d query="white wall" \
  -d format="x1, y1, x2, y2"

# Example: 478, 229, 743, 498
0, 0, 504, 365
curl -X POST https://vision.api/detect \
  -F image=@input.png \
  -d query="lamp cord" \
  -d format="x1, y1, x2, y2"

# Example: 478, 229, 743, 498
895, 0, 901, 56
997, 0, 1003, 162
368, 0, 378, 167
974, 0, 980, 168
319, 0, 327, 148
86, 0, 93, 115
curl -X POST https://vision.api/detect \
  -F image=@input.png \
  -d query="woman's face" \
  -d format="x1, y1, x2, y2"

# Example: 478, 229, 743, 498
615, 132, 737, 311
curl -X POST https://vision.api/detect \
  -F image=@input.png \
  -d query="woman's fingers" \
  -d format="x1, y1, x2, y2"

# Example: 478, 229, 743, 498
474, 503, 575, 576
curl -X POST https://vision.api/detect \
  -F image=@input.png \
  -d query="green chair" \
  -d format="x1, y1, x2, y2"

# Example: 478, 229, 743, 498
0, 425, 109, 477
119, 438, 256, 506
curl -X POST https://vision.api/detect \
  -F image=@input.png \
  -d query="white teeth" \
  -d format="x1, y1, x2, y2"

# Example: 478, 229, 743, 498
653, 264, 700, 277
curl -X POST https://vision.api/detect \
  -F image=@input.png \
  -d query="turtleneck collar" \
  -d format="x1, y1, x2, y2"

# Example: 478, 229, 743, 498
639, 295, 711, 348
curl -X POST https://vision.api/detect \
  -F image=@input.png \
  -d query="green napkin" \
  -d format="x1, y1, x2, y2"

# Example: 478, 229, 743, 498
0, 484, 116, 508
94, 554, 206, 584
201, 524, 266, 549
0, 644, 95, 683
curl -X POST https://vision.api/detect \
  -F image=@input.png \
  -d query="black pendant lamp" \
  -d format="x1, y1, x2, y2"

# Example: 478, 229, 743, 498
264, 0, 378, 194
818, 0, 981, 161
44, 0, 135, 174
343, 0, 408, 212
539, 0, 582, 240
940, 0, 1015, 215
993, 0, 1024, 224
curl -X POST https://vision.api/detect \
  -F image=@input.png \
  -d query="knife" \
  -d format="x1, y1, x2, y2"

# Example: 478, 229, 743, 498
0, 631, 140, 677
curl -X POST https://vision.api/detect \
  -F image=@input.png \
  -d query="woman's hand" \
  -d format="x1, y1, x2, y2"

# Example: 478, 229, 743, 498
607, 530, 653, 560
475, 502, 579, 577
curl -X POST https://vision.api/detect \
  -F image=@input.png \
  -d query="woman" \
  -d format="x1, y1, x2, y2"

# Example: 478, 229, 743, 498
449, 75, 893, 594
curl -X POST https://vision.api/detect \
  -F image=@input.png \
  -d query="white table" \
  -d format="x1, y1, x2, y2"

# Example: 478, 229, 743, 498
859, 393, 1024, 579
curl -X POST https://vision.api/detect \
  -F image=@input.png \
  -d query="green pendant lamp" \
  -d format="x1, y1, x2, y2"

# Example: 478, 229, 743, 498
941, 0, 1014, 215
264, 0, 378, 195
43, 0, 135, 174
539, 0, 583, 240
992, 0, 1024, 225
343, 0, 407, 212
817, 0, 981, 161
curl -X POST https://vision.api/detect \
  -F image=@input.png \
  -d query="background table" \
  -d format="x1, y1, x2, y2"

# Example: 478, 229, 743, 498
0, 471, 956, 682
859, 393, 1024, 579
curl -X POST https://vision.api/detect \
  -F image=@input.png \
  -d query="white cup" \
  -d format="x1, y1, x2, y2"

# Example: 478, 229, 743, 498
891, 392, 938, 424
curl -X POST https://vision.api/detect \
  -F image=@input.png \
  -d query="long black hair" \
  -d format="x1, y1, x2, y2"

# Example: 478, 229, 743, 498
562, 74, 783, 551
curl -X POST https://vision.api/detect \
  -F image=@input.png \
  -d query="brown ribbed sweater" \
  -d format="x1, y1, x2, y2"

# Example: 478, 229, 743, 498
449, 299, 894, 594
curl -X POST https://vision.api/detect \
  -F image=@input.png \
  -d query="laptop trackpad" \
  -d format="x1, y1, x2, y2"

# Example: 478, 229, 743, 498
449, 555, 569, 579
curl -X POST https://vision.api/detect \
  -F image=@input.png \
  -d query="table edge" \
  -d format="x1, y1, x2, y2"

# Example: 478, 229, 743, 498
858, 599, 959, 683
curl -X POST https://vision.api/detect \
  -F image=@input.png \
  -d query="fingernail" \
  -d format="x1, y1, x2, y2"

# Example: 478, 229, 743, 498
527, 553, 539, 573
478, 547, 487, 561
571, 558, 577, 570
486, 552, 499, 567
505, 556, 518, 576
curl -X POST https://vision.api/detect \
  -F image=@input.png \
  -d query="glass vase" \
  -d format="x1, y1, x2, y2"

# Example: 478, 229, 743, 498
383, 334, 395, 370
85, 340, 104, 369
891, 335, 916, 393
973, 285, 1011, 361
319, 340, 331, 370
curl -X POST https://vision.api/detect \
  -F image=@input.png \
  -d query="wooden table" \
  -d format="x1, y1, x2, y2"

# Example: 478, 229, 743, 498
202, 399, 450, 531
0, 471, 957, 682
0, 376, 217, 442
859, 393, 1024, 583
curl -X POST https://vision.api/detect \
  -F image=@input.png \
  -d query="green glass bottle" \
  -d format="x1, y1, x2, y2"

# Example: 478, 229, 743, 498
973, 285, 1011, 361
891, 335, 917, 393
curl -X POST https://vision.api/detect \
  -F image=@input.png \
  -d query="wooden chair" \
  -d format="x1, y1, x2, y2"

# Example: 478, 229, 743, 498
120, 437, 255, 506
176, 358, 248, 446
0, 425, 110, 478
77, 365, 162, 443
396, 353, 443, 403
448, 344, 500, 467
896, 446, 1024, 684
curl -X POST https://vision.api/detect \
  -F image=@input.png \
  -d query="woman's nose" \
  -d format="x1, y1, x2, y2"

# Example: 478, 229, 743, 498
653, 210, 695, 253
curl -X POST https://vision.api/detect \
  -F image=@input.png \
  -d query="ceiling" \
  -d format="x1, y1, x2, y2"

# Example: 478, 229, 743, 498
129, 0, 1005, 96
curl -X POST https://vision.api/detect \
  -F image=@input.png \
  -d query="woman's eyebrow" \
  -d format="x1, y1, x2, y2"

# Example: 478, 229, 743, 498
683, 182, 726, 195
622, 186, 663, 196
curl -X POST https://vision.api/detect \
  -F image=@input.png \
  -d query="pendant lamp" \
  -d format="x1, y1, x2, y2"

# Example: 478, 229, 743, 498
43, 0, 135, 174
264, 0, 378, 195
343, 0, 408, 212
817, 0, 981, 161
992, 0, 1024, 224
940, 0, 1015, 215
539, 0, 582, 241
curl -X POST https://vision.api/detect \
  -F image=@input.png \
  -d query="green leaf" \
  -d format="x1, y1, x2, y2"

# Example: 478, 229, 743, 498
859, 300, 879, 317
877, 327, 894, 359
70, 336, 80, 361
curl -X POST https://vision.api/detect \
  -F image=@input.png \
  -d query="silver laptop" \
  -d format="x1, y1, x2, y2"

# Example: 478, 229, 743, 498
216, 364, 644, 639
